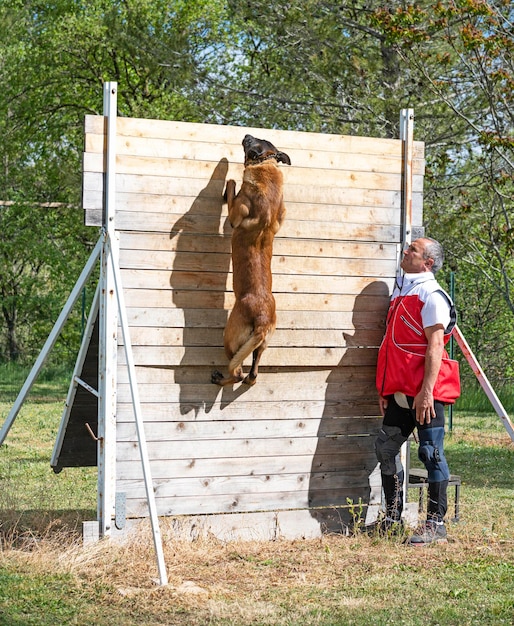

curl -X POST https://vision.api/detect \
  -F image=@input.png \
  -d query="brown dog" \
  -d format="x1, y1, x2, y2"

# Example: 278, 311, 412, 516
211, 134, 291, 386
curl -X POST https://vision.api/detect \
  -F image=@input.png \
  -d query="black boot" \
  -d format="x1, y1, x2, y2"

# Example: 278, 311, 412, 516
427, 480, 448, 522
407, 480, 449, 546
382, 471, 405, 522
366, 472, 405, 536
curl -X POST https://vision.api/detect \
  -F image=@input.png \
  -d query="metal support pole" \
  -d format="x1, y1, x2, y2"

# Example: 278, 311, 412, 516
399, 109, 415, 508
98, 82, 119, 537
0, 238, 102, 445
109, 237, 168, 586
400, 108, 414, 250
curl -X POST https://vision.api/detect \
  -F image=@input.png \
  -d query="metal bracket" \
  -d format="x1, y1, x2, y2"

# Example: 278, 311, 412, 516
115, 492, 127, 530
74, 375, 99, 397
411, 226, 425, 240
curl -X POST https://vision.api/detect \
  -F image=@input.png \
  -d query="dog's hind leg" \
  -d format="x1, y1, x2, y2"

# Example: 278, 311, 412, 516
211, 332, 263, 387
243, 344, 266, 386
242, 321, 276, 385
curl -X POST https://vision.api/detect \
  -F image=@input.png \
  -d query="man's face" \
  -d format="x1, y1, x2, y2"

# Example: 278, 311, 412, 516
400, 238, 433, 273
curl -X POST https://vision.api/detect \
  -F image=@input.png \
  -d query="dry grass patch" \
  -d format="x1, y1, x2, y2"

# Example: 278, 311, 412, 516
1, 403, 513, 624
1, 510, 513, 625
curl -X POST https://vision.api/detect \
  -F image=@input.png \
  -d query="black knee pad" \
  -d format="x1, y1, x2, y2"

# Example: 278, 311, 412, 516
375, 426, 408, 475
417, 427, 450, 482
418, 441, 440, 465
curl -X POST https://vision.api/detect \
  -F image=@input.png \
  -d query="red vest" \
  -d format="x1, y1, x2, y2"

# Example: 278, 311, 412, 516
376, 276, 461, 403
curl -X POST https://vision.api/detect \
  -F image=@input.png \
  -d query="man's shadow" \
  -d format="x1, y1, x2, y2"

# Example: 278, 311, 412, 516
169, 158, 231, 415
308, 280, 390, 532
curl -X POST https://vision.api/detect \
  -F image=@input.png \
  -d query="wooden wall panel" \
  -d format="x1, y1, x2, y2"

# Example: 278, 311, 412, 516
80, 115, 424, 531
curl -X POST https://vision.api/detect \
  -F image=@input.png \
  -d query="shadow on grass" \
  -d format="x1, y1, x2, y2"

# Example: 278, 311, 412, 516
0, 508, 96, 547
446, 442, 513, 489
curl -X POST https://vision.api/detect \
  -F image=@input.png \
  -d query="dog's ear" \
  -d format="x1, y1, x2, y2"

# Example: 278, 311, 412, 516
276, 151, 291, 165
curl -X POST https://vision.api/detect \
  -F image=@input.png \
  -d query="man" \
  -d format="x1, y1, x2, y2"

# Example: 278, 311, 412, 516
372, 237, 460, 545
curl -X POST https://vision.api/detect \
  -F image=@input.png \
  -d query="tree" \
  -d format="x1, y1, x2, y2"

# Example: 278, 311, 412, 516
371, 0, 514, 382
0, 0, 232, 363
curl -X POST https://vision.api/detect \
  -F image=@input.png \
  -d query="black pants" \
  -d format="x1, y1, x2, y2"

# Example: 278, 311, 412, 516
375, 394, 450, 521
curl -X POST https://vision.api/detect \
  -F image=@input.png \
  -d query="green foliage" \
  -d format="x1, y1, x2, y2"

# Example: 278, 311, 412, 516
367, 1, 514, 387
456, 380, 514, 413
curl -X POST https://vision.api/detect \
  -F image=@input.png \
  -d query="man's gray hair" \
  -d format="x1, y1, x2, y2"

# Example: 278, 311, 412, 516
424, 238, 444, 273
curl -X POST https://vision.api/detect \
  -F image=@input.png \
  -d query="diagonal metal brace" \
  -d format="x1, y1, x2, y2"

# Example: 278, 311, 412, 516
453, 325, 514, 442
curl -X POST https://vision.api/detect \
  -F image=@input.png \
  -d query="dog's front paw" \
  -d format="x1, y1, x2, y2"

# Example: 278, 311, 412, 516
223, 179, 236, 202
211, 370, 224, 385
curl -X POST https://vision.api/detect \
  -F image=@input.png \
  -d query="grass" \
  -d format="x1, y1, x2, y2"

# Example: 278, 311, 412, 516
452, 381, 514, 414
0, 361, 73, 403
0, 399, 513, 625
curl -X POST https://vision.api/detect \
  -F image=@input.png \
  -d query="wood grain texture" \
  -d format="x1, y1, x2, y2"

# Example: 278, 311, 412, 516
75, 115, 425, 528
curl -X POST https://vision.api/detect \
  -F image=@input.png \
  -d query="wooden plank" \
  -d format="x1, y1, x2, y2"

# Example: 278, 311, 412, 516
121, 308, 385, 330
166, 286, 387, 316
83, 191, 423, 225
84, 114, 424, 159
83, 151, 425, 186
116, 433, 374, 461
116, 450, 380, 480
118, 249, 398, 278
117, 326, 384, 349
110, 196, 402, 227
105, 195, 408, 224
118, 231, 399, 258
116, 401, 381, 422
80, 146, 421, 179
125, 489, 368, 517
116, 404, 381, 426
81, 175, 414, 208
116, 364, 378, 386
117, 345, 378, 367
121, 287, 392, 311
116, 376, 377, 403
88, 170, 424, 201
84, 209, 102, 227
116, 416, 379, 442
119, 469, 375, 502
82, 170, 424, 207
108, 210, 404, 240
118, 268, 393, 294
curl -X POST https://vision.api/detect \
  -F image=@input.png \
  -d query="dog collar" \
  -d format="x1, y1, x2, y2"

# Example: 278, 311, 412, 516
245, 153, 279, 166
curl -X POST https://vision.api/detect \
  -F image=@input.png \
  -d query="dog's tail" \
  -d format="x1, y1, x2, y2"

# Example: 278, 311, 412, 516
227, 328, 273, 376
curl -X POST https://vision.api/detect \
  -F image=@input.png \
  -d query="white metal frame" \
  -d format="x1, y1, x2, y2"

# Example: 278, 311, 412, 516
400, 108, 414, 249
399, 109, 415, 506
97, 82, 119, 538
108, 232, 168, 584
1, 82, 168, 586
0, 237, 102, 446
97, 82, 167, 584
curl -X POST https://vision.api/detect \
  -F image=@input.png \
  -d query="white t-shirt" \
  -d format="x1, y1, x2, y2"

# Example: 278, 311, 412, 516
400, 272, 452, 331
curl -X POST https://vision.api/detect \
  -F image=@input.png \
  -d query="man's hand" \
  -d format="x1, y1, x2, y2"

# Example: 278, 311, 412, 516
378, 395, 388, 417
413, 388, 435, 424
